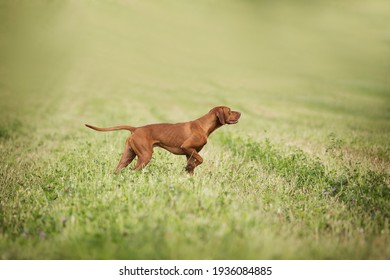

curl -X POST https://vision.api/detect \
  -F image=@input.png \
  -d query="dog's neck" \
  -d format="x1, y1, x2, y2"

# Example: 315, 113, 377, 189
196, 114, 223, 136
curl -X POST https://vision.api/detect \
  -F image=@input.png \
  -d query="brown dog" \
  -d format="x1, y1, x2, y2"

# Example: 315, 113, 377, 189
85, 106, 241, 174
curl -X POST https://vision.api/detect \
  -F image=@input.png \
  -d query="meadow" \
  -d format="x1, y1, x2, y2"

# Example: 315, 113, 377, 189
0, 0, 389, 259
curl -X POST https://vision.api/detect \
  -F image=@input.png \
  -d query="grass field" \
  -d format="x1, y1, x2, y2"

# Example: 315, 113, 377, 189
0, 0, 389, 259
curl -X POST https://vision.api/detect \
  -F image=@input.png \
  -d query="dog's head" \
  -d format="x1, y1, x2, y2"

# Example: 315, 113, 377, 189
210, 106, 241, 125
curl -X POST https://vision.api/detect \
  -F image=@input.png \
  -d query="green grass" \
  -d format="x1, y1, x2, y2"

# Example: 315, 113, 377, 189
0, 0, 389, 259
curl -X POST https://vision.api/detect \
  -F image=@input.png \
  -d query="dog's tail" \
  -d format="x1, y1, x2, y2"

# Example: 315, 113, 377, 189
85, 124, 136, 132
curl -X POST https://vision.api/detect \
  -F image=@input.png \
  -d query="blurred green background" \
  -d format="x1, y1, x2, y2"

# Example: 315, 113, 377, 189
1, 0, 389, 148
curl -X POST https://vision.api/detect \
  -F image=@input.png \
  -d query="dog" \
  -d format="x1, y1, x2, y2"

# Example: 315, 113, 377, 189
85, 106, 241, 174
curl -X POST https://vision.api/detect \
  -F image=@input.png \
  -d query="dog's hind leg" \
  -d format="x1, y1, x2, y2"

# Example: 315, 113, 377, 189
115, 138, 136, 172
129, 135, 153, 171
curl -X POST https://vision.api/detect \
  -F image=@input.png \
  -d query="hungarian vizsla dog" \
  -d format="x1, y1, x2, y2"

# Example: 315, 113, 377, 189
85, 106, 241, 174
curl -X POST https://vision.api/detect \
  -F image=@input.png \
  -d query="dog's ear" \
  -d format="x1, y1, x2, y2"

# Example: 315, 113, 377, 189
216, 108, 226, 125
